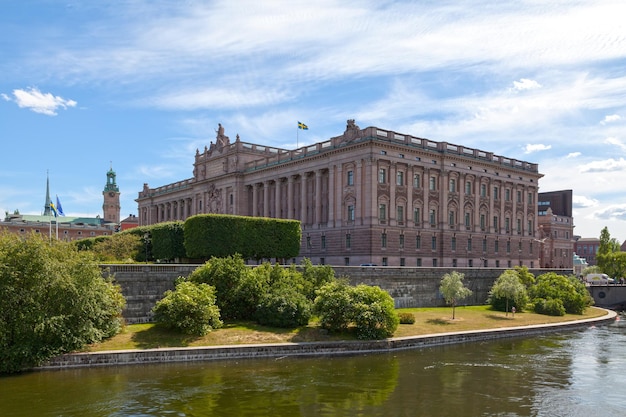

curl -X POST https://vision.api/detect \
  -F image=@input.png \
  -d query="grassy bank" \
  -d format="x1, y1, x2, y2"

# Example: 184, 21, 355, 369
87, 305, 609, 352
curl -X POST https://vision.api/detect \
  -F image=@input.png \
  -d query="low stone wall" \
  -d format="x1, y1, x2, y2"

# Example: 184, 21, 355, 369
39, 310, 616, 369
106, 265, 572, 323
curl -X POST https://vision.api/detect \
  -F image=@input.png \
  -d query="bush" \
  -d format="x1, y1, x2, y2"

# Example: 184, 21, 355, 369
152, 280, 222, 336
0, 232, 125, 373
398, 312, 416, 324
256, 288, 312, 328
530, 273, 592, 315
314, 281, 399, 340
533, 298, 566, 316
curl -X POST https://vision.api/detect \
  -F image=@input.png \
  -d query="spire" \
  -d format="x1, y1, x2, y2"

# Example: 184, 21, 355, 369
43, 170, 52, 216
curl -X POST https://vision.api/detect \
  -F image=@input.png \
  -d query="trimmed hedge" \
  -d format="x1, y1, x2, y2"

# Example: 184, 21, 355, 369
151, 221, 185, 261
184, 214, 301, 260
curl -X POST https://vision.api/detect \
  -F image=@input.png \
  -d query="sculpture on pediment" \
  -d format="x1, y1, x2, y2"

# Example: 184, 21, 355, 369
342, 119, 363, 143
207, 183, 222, 213
215, 123, 230, 150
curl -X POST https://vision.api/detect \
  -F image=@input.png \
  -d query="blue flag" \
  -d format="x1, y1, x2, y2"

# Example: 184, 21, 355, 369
56, 195, 65, 216
298, 121, 308, 130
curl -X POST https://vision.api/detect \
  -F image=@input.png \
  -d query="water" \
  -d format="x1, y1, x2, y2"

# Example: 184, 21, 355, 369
2, 318, 625, 416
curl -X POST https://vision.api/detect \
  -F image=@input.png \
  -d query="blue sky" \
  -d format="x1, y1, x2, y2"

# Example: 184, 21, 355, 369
2, 0, 626, 241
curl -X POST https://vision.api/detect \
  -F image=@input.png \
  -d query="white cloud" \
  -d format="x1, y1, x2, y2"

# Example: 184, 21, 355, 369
1, 93, 10, 101
601, 114, 621, 124
604, 137, 626, 152
566, 152, 581, 158
9, 87, 77, 116
573, 195, 599, 208
523, 143, 551, 154
512, 78, 541, 91
580, 158, 626, 173
592, 204, 626, 221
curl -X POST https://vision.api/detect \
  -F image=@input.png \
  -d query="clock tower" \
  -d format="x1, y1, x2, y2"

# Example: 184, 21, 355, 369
103, 165, 121, 224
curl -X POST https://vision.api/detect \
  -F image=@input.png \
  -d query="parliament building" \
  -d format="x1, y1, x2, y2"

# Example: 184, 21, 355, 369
136, 120, 543, 267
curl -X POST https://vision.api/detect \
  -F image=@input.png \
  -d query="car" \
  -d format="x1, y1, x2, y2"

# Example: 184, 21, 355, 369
360, 263, 377, 267
584, 273, 614, 285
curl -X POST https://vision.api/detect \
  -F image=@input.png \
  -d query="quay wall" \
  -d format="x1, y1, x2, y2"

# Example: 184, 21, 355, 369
105, 265, 571, 323
39, 310, 616, 369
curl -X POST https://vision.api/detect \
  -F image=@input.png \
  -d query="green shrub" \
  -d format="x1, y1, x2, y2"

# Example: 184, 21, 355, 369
530, 273, 593, 315
533, 298, 566, 316
151, 221, 185, 261
152, 280, 222, 336
398, 312, 416, 324
256, 288, 312, 328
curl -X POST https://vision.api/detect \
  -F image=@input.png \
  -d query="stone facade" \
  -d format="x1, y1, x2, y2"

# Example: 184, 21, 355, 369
136, 121, 543, 267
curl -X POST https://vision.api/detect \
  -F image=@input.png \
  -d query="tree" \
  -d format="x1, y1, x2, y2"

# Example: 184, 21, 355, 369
489, 270, 528, 316
439, 271, 472, 319
530, 272, 593, 315
91, 233, 142, 262
0, 232, 125, 373
152, 279, 222, 336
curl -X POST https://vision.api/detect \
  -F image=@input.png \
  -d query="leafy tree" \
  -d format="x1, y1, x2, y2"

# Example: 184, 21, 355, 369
489, 269, 529, 315
91, 233, 142, 262
0, 232, 125, 373
530, 272, 593, 315
152, 279, 222, 336
299, 258, 336, 301
514, 266, 535, 289
439, 271, 472, 319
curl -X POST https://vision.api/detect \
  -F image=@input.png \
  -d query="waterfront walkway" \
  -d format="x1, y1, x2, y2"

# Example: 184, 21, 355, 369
39, 309, 617, 370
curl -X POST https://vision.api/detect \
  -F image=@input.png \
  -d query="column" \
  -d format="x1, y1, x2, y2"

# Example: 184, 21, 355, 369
328, 165, 335, 227
275, 178, 282, 218
300, 174, 307, 224
287, 176, 294, 219
252, 184, 258, 217
315, 170, 322, 227
263, 180, 270, 217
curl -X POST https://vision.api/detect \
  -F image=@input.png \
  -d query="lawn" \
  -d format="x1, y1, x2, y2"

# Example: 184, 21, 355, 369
86, 305, 609, 352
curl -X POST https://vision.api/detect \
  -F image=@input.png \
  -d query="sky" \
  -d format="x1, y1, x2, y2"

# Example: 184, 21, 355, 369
1, 0, 626, 242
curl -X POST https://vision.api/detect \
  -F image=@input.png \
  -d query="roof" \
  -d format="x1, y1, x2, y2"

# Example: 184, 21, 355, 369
3, 214, 104, 227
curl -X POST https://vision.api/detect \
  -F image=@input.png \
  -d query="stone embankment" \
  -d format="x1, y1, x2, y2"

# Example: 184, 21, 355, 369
39, 309, 616, 370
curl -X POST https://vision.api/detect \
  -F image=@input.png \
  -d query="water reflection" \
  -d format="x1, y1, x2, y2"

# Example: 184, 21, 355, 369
1, 320, 625, 417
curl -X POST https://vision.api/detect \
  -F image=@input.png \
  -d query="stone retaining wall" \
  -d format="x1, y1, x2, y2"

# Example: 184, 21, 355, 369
39, 310, 616, 370
106, 265, 571, 323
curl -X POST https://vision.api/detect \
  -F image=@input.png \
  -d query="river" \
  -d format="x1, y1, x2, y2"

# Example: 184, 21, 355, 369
1, 316, 625, 416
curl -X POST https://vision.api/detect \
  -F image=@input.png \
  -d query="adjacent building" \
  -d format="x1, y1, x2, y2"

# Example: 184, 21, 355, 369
1, 168, 123, 240
137, 120, 544, 267
537, 190, 575, 269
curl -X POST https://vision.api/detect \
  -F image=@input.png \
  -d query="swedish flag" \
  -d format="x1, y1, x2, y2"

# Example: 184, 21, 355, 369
50, 202, 59, 217
298, 121, 309, 130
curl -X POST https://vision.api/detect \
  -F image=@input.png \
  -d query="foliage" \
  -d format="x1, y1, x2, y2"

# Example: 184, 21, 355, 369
596, 252, 626, 281
439, 271, 472, 319
514, 266, 536, 288
120, 226, 153, 262
255, 287, 312, 328
188, 254, 263, 320
152, 279, 222, 336
533, 298, 566, 316
314, 281, 399, 339
398, 312, 416, 324
529, 273, 593, 315
0, 232, 125, 373
150, 221, 185, 261
183, 214, 301, 261
488, 269, 529, 314
91, 233, 142, 262
299, 258, 336, 301
581, 265, 602, 276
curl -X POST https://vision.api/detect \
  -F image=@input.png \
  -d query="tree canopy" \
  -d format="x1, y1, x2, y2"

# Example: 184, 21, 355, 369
439, 271, 472, 319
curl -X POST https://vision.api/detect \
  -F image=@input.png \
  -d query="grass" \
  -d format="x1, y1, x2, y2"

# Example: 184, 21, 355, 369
86, 305, 608, 352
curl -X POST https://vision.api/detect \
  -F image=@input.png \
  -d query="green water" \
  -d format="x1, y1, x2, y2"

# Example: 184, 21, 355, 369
2, 321, 626, 416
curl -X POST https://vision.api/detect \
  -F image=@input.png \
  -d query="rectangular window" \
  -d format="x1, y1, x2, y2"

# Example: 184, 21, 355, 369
505, 217, 510, 232
528, 192, 533, 204
344, 257, 350, 266
381, 232, 387, 248
397, 206, 404, 223
413, 173, 421, 188
379, 204, 387, 220
480, 214, 486, 230
495, 240, 499, 253
493, 216, 498, 230
494, 187, 499, 200
506, 240, 511, 253
429, 209, 436, 225
382, 257, 388, 266
416, 258, 422, 267
482, 237, 487, 252
347, 205, 355, 221
505, 189, 511, 201
416, 235, 421, 249
467, 237, 472, 251
528, 220, 532, 235
468, 259, 473, 267
432, 258, 438, 267
451, 236, 456, 251
414, 207, 421, 224
465, 181, 472, 194
449, 178, 456, 193
378, 168, 386, 184
496, 260, 500, 268
429, 176, 436, 191
449, 211, 455, 226
347, 170, 354, 186
480, 183, 487, 197
346, 233, 351, 248
452, 259, 457, 267
431, 236, 437, 250
517, 190, 522, 203
399, 234, 405, 248
306, 235, 312, 248
400, 258, 405, 266
397, 171, 404, 186
321, 235, 326, 249
465, 212, 471, 228
517, 219, 522, 234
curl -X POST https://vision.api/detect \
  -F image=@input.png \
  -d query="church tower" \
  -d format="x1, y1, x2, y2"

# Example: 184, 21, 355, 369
102, 165, 121, 224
